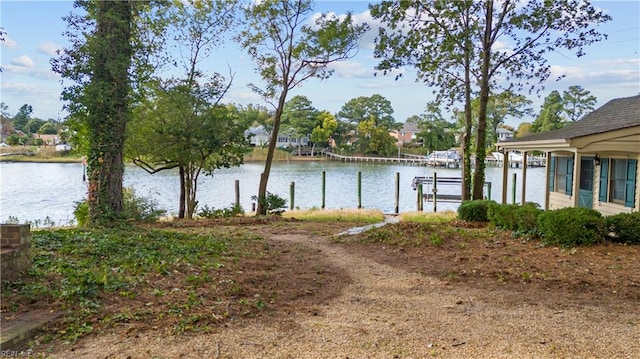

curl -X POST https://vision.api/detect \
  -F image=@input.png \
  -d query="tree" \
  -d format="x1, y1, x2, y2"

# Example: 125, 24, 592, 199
481, 91, 532, 149
37, 122, 57, 135
338, 94, 397, 129
515, 122, 533, 138
12, 104, 33, 133
413, 104, 457, 153
281, 95, 320, 154
128, 81, 249, 219
26, 118, 46, 134
236, 103, 272, 130
338, 94, 398, 155
371, 1, 478, 200
531, 90, 566, 133
238, 0, 368, 215
1, 102, 13, 139
562, 85, 597, 122
127, 0, 243, 219
371, 0, 610, 200
310, 111, 337, 155
356, 117, 398, 157
53, 1, 135, 225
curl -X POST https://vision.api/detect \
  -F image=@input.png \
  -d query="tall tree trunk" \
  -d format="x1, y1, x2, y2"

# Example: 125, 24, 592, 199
256, 90, 288, 215
178, 165, 186, 219
473, 0, 493, 200
461, 6, 473, 201
87, 1, 132, 226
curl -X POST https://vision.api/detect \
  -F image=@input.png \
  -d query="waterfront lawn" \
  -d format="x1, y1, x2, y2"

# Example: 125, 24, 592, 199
1, 217, 367, 347
3, 212, 638, 353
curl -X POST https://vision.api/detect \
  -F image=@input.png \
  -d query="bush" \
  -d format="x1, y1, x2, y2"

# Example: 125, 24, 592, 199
122, 187, 167, 223
73, 200, 89, 227
514, 202, 542, 235
457, 200, 493, 222
198, 203, 244, 219
251, 191, 287, 215
605, 212, 640, 244
487, 202, 518, 230
537, 207, 605, 247
73, 187, 166, 227
488, 202, 542, 236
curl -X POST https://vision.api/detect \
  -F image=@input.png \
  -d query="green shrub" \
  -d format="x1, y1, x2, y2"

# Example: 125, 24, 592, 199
251, 191, 287, 215
488, 202, 542, 237
487, 202, 518, 230
457, 200, 493, 222
537, 207, 605, 247
514, 202, 542, 235
198, 203, 244, 219
122, 187, 166, 222
73, 200, 89, 227
605, 212, 640, 244
73, 187, 166, 227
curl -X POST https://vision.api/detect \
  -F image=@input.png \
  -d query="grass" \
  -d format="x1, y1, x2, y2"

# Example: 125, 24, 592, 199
283, 208, 385, 223
400, 210, 457, 224
0, 146, 81, 163
1, 225, 251, 341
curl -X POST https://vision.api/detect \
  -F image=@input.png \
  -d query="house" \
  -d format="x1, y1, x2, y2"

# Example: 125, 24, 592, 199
35, 134, 61, 146
245, 125, 309, 148
497, 95, 639, 215
496, 127, 514, 142
392, 121, 420, 145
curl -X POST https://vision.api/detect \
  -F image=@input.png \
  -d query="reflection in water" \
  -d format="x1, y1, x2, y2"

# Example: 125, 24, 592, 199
0, 161, 545, 225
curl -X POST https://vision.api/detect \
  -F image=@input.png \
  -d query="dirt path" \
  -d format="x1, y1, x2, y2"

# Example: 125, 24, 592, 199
50, 231, 640, 358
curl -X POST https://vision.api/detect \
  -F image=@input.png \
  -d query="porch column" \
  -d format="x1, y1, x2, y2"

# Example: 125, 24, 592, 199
572, 151, 581, 208
544, 151, 551, 210
501, 150, 509, 204
521, 151, 528, 204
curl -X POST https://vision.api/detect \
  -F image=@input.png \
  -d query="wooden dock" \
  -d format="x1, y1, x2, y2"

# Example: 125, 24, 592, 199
325, 152, 432, 166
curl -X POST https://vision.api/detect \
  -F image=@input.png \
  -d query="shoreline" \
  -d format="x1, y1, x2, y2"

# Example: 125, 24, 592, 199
0, 148, 328, 164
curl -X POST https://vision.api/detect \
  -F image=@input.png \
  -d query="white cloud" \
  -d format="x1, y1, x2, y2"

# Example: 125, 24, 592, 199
38, 42, 61, 56
550, 64, 639, 84
1, 81, 50, 96
3, 64, 59, 80
1, 36, 19, 49
590, 58, 640, 66
328, 60, 375, 79
11, 55, 34, 67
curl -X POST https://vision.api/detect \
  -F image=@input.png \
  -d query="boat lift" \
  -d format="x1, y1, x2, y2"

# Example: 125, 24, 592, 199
411, 173, 492, 212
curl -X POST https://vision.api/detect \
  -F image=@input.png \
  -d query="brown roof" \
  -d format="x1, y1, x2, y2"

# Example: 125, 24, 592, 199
502, 94, 640, 143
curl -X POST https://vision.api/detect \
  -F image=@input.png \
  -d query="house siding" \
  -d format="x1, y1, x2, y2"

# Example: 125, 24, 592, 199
548, 192, 574, 210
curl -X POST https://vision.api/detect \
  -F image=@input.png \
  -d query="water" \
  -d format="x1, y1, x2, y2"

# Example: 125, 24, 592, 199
0, 161, 546, 226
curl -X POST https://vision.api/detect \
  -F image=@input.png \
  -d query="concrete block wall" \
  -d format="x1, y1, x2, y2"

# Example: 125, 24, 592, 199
0, 224, 31, 283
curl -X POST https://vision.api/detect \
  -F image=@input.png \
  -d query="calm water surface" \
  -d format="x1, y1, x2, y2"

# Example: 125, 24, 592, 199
0, 161, 545, 226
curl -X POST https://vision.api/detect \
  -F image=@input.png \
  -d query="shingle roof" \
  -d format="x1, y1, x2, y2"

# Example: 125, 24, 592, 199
401, 121, 420, 133
502, 94, 640, 143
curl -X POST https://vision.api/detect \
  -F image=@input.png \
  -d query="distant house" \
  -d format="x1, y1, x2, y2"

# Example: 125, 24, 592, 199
245, 125, 309, 148
55, 143, 72, 152
496, 128, 514, 142
497, 95, 639, 215
392, 121, 420, 145
35, 134, 61, 146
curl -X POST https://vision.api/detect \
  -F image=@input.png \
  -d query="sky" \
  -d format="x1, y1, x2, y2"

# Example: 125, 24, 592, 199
1, 1, 639, 128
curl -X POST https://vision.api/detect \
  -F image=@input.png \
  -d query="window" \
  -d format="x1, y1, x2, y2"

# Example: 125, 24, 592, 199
555, 157, 568, 193
549, 155, 573, 195
610, 159, 628, 204
580, 158, 594, 191
599, 158, 637, 208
